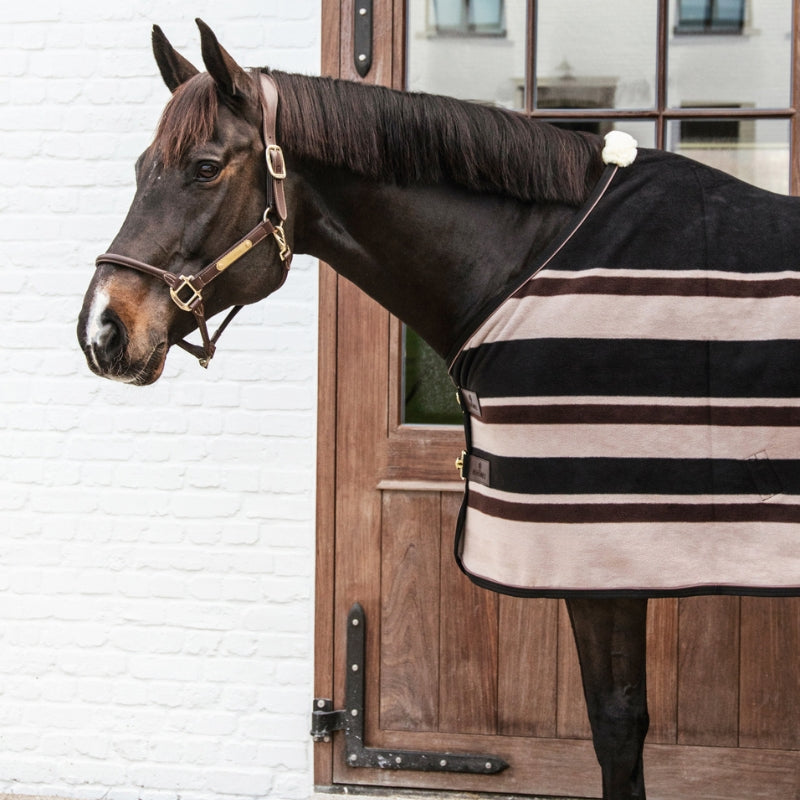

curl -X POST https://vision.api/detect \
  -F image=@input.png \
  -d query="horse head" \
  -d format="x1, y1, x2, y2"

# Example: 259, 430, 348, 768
77, 19, 291, 384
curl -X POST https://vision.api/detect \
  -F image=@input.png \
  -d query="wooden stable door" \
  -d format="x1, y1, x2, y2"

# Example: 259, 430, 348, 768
314, 1, 800, 796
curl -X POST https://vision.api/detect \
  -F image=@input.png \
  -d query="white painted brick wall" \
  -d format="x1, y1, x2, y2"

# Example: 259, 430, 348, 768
0, 2, 321, 799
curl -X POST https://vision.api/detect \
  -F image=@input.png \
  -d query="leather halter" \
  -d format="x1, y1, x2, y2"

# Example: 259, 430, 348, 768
95, 70, 292, 368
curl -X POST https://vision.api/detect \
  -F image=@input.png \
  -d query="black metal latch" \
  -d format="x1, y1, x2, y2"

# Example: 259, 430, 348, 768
311, 602, 509, 774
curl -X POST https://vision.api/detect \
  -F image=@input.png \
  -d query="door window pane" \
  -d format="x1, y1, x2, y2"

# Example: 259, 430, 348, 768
669, 2, 792, 108
667, 117, 790, 193
403, 327, 462, 425
407, 0, 527, 108
535, 0, 658, 110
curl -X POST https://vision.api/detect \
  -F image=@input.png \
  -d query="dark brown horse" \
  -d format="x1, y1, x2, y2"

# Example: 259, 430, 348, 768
78, 20, 650, 799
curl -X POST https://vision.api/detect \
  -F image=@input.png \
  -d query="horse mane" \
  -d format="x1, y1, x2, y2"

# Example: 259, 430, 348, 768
270, 71, 604, 206
154, 70, 604, 206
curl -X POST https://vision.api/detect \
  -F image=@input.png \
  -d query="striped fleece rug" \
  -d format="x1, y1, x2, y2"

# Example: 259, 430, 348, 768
448, 147, 800, 597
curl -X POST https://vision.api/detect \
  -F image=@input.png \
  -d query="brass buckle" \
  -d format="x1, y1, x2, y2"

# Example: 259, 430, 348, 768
455, 450, 467, 480
169, 275, 203, 312
266, 144, 287, 179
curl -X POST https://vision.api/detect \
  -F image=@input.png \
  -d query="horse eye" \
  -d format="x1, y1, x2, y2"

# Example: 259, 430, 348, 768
194, 161, 221, 182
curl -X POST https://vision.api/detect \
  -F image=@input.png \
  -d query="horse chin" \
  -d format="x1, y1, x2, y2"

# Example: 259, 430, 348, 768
125, 341, 169, 386
86, 341, 168, 386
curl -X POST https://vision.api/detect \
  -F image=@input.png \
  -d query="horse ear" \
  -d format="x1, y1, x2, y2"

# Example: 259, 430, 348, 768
196, 18, 251, 100
152, 25, 199, 92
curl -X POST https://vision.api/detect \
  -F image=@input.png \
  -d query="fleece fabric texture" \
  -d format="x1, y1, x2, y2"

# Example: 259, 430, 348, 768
449, 148, 800, 597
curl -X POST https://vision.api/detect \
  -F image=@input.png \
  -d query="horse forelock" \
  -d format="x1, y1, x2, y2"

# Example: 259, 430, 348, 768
270, 71, 604, 206
154, 73, 219, 167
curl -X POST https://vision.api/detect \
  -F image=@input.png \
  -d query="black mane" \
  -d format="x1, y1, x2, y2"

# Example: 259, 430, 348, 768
270, 70, 604, 207
154, 69, 604, 207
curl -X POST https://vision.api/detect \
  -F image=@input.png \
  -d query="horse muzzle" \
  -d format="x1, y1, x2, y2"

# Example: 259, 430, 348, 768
78, 283, 170, 385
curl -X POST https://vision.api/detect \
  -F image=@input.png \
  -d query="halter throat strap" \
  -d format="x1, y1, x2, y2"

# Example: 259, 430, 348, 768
95, 70, 291, 368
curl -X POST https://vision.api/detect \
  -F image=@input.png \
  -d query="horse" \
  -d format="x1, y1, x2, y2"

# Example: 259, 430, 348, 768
77, 19, 800, 800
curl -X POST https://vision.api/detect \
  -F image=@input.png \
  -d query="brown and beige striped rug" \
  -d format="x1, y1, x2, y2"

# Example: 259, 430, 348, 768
449, 148, 800, 597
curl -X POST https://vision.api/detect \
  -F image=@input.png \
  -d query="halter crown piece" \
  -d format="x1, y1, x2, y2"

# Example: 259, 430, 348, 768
95, 70, 292, 368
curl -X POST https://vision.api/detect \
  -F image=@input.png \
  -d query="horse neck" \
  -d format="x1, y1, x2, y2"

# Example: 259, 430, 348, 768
291, 162, 577, 358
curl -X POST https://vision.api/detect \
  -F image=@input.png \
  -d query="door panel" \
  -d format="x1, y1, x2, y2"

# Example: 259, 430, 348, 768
316, 1, 800, 797
740, 597, 800, 750
497, 597, 559, 738
380, 491, 440, 732
677, 596, 740, 747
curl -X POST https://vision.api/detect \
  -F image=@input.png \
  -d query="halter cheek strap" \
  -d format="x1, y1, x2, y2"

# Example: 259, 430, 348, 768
95, 70, 291, 368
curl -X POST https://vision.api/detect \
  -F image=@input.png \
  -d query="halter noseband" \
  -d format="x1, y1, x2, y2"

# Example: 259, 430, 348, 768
95, 70, 292, 368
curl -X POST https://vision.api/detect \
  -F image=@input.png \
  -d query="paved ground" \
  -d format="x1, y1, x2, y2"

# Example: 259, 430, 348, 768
0, 790, 583, 800
313, 790, 583, 800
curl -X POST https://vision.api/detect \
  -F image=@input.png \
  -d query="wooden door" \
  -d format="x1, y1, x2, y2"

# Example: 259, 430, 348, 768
314, 1, 800, 796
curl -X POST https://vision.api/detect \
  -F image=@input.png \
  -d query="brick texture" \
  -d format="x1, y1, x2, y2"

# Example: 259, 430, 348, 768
0, 3, 321, 799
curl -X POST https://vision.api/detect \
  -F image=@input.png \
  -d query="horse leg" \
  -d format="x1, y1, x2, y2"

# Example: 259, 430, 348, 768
565, 597, 649, 800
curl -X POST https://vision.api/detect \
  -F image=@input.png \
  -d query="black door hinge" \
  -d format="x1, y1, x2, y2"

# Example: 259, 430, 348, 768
311, 602, 509, 774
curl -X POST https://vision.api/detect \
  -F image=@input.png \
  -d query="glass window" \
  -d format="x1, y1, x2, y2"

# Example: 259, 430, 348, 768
675, 0, 746, 34
403, 328, 462, 425
407, 0, 526, 107
667, 117, 790, 193
432, 0, 506, 35
535, 0, 658, 110
668, 2, 792, 109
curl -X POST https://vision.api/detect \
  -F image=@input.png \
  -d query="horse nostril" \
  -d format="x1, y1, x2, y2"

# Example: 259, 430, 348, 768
92, 309, 128, 370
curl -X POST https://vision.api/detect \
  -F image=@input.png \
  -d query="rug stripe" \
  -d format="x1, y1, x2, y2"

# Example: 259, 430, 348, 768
480, 294, 800, 341
454, 339, 800, 399
478, 403, 800, 426
515, 274, 800, 298
469, 420, 800, 460
467, 492, 800, 524
469, 450, 800, 496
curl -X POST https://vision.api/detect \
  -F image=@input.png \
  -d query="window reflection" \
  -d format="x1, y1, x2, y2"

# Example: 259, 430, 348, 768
675, 0, 746, 34
667, 118, 790, 194
403, 327, 462, 426
536, 0, 657, 110
407, 0, 526, 107
432, 0, 506, 35
668, 2, 791, 109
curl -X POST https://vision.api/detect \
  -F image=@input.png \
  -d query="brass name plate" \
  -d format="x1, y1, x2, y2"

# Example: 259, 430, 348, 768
216, 239, 253, 271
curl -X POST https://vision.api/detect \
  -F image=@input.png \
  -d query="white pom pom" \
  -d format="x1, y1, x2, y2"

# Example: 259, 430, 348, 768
602, 131, 638, 167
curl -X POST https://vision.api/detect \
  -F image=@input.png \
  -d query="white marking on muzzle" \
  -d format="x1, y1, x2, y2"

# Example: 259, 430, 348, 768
85, 287, 111, 372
